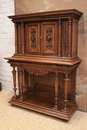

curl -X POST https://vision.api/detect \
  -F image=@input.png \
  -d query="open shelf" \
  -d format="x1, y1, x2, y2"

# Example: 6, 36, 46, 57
9, 92, 78, 121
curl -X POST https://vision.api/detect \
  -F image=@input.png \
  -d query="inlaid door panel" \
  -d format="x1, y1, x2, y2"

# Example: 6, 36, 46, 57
25, 23, 40, 54
41, 22, 57, 55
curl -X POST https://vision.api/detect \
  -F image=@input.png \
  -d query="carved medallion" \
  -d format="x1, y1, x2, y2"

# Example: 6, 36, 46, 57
46, 34, 52, 42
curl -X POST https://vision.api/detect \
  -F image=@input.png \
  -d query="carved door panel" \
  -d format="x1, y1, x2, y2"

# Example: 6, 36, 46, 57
41, 22, 57, 55
25, 23, 40, 54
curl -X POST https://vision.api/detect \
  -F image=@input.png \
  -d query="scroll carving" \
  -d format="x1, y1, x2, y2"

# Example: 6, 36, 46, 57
46, 28, 53, 49
31, 29, 36, 48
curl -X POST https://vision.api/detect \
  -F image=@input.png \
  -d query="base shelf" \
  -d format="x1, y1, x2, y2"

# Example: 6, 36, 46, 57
9, 92, 78, 121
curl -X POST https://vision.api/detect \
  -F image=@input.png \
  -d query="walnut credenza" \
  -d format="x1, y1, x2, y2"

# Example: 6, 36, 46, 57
5, 9, 83, 121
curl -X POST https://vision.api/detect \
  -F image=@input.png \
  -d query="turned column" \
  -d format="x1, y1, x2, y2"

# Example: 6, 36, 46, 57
64, 73, 69, 111
19, 68, 24, 100
53, 72, 59, 110
14, 23, 18, 54
12, 66, 17, 98
67, 19, 72, 57
58, 19, 62, 57
21, 22, 25, 54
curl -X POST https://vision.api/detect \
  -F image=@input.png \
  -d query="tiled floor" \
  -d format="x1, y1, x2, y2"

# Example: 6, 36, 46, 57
0, 90, 87, 130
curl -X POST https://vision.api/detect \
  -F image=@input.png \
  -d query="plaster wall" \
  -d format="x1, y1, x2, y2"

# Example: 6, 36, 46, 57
0, 0, 15, 91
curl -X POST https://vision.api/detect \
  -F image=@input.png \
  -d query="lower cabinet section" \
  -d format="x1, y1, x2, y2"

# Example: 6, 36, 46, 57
8, 61, 80, 121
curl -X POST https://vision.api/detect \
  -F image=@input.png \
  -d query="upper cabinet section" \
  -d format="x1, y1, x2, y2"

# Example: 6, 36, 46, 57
8, 9, 83, 58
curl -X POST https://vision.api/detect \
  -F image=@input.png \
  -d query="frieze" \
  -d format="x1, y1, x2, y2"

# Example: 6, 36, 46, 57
8, 61, 79, 73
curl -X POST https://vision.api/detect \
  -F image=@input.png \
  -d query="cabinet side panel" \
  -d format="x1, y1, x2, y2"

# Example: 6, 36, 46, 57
72, 20, 78, 57
61, 20, 68, 57
68, 69, 76, 101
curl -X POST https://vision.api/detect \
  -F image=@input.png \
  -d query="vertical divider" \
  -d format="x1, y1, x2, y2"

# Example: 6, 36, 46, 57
67, 19, 72, 57
12, 66, 17, 98
53, 72, 59, 110
58, 19, 62, 57
19, 67, 24, 100
14, 23, 18, 54
21, 22, 25, 54
63, 73, 69, 111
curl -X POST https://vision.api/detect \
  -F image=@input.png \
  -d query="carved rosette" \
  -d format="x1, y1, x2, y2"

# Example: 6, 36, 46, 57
31, 29, 36, 48
46, 28, 53, 49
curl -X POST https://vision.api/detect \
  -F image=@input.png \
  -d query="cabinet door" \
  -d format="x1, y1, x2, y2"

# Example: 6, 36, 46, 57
25, 23, 40, 54
41, 22, 57, 55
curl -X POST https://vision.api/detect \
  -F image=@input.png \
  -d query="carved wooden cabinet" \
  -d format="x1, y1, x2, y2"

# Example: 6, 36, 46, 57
5, 9, 83, 121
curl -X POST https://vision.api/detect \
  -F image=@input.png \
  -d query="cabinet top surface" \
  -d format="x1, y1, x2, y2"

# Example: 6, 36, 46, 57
8, 9, 83, 20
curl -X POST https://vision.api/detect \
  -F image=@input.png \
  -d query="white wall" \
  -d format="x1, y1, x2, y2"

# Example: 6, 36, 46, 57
0, 0, 15, 91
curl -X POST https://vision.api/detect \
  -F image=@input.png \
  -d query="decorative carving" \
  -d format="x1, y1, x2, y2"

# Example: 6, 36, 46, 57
31, 29, 36, 48
46, 28, 52, 33
8, 61, 79, 73
46, 28, 53, 49
31, 35, 36, 42
46, 43, 52, 48
25, 69, 49, 76
46, 34, 52, 42
31, 29, 36, 34
19, 68, 24, 100
53, 72, 59, 110
12, 67, 17, 98
63, 74, 69, 111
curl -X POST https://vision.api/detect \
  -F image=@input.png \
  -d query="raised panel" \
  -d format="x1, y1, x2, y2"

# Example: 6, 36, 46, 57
61, 20, 68, 57
25, 23, 40, 54
41, 22, 57, 55
72, 20, 78, 57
